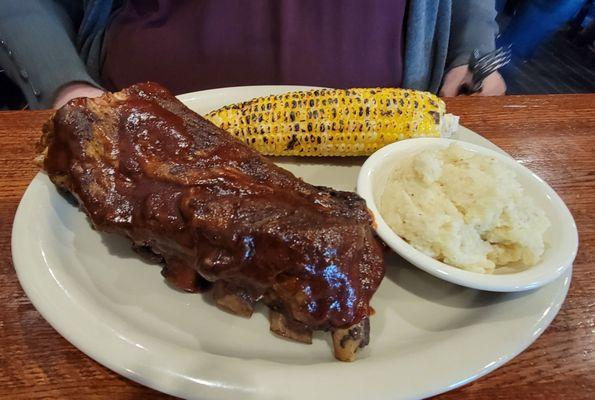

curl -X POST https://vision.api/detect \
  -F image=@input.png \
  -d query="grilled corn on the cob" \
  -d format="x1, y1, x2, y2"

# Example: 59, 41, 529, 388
205, 88, 457, 157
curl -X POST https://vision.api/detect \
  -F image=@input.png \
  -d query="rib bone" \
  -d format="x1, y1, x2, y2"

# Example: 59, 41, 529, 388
331, 318, 370, 362
269, 311, 313, 344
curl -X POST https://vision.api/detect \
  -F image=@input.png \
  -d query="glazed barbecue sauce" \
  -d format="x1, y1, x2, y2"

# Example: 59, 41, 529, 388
42, 83, 385, 331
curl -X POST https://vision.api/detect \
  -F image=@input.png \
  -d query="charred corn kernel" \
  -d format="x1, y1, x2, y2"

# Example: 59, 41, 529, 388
205, 88, 452, 157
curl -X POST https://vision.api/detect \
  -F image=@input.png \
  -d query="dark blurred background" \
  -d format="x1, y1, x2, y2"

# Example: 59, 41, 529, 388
497, 0, 595, 94
1, 0, 594, 110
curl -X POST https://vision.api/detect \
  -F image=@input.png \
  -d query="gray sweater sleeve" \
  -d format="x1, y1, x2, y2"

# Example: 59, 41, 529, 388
0, 1, 100, 109
446, 0, 499, 71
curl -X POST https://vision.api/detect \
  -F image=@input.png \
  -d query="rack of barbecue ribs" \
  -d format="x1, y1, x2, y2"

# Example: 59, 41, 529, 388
37, 82, 385, 361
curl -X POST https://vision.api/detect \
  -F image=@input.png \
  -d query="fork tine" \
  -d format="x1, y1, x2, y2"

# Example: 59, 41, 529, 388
473, 60, 511, 84
474, 61, 508, 80
475, 51, 511, 73
472, 55, 511, 84
478, 45, 511, 61
474, 48, 511, 68
467, 45, 512, 92
476, 58, 510, 75
474, 45, 511, 65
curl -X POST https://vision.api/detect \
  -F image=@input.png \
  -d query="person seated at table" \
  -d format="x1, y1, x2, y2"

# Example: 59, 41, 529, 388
0, 0, 506, 109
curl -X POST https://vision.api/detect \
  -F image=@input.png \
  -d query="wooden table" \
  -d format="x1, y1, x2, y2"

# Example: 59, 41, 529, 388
0, 95, 593, 399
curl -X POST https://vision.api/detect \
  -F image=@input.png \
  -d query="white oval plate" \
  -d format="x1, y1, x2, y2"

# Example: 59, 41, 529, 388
357, 137, 578, 292
12, 86, 571, 400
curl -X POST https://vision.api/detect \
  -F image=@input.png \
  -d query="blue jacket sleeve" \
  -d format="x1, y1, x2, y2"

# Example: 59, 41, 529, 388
0, 1, 101, 109
446, 0, 499, 71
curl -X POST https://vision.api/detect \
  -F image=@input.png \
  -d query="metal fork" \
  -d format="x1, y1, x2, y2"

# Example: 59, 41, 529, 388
462, 45, 512, 94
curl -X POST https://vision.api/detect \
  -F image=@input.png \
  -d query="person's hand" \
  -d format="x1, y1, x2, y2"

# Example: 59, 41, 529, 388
439, 65, 506, 97
53, 82, 105, 109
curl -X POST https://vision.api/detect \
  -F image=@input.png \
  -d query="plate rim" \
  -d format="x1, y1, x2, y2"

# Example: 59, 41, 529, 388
12, 85, 572, 400
13, 171, 572, 400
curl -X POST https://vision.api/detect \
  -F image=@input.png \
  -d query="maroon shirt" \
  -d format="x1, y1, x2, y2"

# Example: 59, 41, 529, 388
101, 0, 407, 94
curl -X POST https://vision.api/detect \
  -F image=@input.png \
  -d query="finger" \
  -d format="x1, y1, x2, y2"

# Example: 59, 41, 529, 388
440, 65, 470, 97
440, 83, 462, 97
477, 73, 507, 96
478, 82, 505, 96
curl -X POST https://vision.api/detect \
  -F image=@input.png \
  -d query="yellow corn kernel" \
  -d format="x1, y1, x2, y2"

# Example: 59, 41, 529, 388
205, 88, 447, 156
